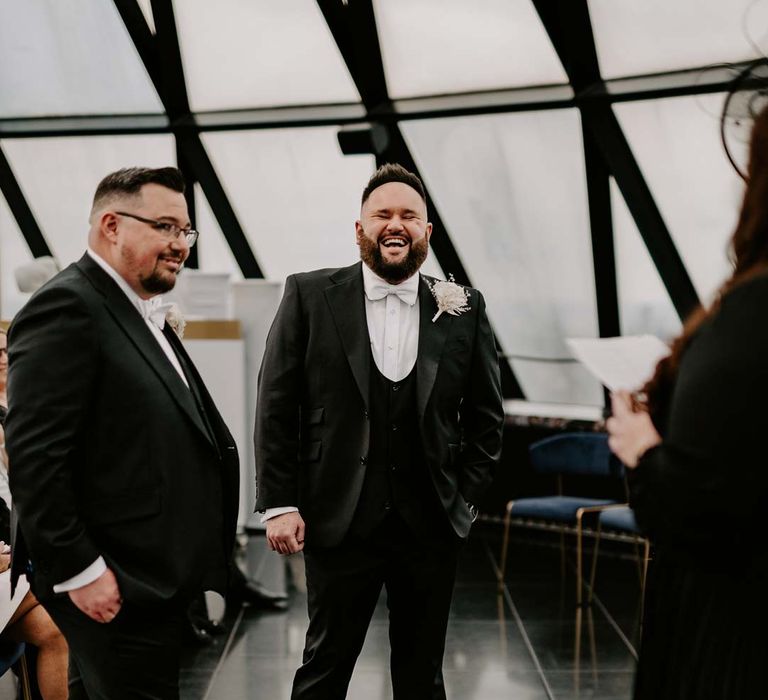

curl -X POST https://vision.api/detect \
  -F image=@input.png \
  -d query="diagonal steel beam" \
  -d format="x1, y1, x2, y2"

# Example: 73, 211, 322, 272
533, 0, 699, 321
0, 145, 51, 258
113, 0, 263, 277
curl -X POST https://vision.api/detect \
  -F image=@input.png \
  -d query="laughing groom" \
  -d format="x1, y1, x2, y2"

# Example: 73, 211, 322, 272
254, 164, 504, 699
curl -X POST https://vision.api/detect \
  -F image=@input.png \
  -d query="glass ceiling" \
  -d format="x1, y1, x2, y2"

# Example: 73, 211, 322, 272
175, 0, 360, 111
589, 0, 763, 80
0, 1, 760, 406
0, 0, 161, 118
374, 0, 567, 99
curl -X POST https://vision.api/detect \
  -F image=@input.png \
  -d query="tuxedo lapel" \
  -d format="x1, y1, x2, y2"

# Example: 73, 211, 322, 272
325, 263, 370, 410
416, 276, 449, 419
76, 256, 213, 445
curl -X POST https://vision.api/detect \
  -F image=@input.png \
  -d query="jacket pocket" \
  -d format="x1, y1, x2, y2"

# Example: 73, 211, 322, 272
84, 490, 162, 526
304, 407, 325, 426
299, 440, 322, 463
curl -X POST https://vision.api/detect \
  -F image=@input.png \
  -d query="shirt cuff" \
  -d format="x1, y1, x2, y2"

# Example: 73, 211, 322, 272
261, 506, 299, 523
52, 556, 107, 593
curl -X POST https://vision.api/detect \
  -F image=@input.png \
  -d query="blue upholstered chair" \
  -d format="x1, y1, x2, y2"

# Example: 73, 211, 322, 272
498, 432, 623, 604
0, 638, 31, 699
587, 504, 650, 608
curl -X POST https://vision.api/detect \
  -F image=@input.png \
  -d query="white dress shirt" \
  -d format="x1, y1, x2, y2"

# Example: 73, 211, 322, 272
53, 249, 188, 593
262, 263, 421, 522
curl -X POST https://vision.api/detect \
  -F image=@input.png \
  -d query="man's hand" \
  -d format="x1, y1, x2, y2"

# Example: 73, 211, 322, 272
68, 567, 123, 623
266, 512, 305, 555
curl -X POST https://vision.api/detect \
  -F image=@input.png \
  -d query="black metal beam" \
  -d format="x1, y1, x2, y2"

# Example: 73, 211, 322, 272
533, 0, 700, 322
0, 62, 752, 140
113, 0, 263, 278
0, 145, 52, 258
176, 141, 198, 269
586, 108, 699, 319
582, 126, 620, 339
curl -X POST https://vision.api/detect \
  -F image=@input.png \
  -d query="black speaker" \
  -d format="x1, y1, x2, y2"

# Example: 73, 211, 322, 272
337, 122, 390, 155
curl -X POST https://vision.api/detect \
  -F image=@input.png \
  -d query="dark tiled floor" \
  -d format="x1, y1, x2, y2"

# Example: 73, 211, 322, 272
180, 528, 642, 699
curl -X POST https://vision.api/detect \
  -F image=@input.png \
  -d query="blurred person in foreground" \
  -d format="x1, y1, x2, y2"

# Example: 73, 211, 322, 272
0, 328, 69, 700
255, 164, 504, 699
5, 167, 239, 699
607, 104, 768, 699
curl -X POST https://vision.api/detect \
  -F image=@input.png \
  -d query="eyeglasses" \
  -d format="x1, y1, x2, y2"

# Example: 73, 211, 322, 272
115, 212, 199, 248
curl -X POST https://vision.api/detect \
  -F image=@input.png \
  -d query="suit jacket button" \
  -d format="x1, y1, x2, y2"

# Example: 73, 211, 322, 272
360, 456, 367, 465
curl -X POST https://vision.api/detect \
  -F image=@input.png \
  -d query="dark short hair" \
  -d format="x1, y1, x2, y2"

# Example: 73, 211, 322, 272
91, 167, 185, 212
361, 163, 426, 206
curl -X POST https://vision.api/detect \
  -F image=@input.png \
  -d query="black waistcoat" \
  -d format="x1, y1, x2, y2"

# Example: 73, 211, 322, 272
348, 361, 447, 541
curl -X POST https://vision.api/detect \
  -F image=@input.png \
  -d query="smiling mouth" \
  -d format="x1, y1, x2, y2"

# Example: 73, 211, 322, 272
159, 256, 183, 271
380, 236, 410, 249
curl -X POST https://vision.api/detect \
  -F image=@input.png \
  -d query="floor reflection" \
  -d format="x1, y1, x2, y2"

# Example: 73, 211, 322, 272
180, 528, 642, 700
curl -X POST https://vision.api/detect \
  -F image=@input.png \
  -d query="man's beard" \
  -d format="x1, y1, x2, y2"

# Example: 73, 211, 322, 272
132, 255, 183, 295
358, 232, 428, 283
140, 271, 177, 294
140, 262, 181, 295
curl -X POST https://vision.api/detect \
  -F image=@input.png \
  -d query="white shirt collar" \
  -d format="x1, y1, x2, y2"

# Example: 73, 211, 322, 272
86, 248, 162, 315
361, 262, 420, 306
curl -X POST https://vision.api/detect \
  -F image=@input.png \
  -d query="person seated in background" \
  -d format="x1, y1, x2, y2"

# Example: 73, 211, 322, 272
0, 329, 68, 700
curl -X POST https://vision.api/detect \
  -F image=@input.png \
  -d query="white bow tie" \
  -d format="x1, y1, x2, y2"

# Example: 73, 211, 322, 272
366, 280, 418, 306
137, 297, 172, 330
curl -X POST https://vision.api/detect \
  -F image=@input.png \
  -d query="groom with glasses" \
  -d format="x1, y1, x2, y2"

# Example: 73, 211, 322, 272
6, 166, 239, 699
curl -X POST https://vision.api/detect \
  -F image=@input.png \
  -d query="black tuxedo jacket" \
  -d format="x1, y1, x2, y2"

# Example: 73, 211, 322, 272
254, 262, 503, 546
5, 254, 239, 602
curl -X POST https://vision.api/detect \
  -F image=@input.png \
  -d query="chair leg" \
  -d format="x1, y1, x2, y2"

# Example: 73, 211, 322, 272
498, 501, 514, 591
576, 510, 584, 607
588, 521, 603, 605
19, 653, 32, 700
639, 538, 651, 625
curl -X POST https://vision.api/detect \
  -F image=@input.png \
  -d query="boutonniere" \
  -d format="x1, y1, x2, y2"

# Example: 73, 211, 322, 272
165, 303, 186, 338
426, 274, 471, 323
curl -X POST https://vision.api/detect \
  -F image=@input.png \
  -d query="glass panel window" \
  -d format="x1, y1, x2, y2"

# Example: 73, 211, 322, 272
193, 184, 242, 280
175, 0, 360, 111
612, 180, 681, 341
0, 1, 161, 118
374, 0, 567, 99
614, 93, 746, 303
0, 192, 36, 319
402, 110, 602, 405
589, 0, 762, 79
2, 135, 176, 269
201, 128, 374, 280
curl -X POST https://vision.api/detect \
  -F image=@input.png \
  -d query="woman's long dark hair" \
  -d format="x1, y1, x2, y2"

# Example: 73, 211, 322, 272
644, 104, 768, 419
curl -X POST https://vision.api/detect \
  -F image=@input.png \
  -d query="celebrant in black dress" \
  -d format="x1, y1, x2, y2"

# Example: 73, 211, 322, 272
607, 104, 768, 699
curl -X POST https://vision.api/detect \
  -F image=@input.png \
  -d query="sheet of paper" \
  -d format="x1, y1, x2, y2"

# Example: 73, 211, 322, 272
566, 335, 670, 392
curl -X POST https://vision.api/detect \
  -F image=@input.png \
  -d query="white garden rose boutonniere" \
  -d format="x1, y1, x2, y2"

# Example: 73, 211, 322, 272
427, 274, 470, 322
165, 303, 187, 338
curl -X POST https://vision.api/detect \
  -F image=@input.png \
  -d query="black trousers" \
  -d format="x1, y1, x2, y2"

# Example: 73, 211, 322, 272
292, 511, 462, 700
43, 596, 186, 700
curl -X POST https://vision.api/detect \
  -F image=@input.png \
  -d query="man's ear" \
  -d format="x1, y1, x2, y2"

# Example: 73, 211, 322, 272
425, 222, 433, 242
101, 212, 120, 242
354, 220, 364, 245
